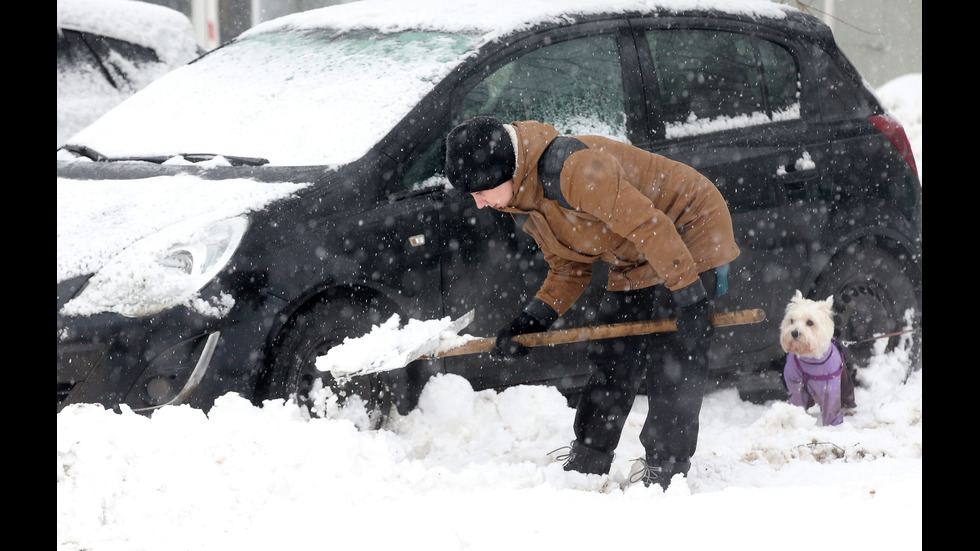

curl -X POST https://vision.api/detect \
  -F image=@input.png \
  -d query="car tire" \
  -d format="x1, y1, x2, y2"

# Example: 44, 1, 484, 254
261, 295, 393, 430
812, 240, 921, 380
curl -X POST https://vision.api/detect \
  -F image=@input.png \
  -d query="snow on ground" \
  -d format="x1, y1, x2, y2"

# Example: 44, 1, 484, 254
57, 75, 922, 550
57, 341, 922, 550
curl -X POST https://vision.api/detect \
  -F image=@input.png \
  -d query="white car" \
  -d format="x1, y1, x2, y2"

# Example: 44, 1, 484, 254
57, 0, 201, 147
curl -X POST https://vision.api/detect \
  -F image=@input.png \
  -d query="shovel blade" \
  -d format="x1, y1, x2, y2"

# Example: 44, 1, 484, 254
315, 309, 477, 379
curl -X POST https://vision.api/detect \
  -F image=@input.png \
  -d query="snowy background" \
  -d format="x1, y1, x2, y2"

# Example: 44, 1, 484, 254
57, 72, 921, 551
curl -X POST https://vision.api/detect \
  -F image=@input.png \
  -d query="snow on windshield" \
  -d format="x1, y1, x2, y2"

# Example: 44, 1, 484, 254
69, 29, 481, 167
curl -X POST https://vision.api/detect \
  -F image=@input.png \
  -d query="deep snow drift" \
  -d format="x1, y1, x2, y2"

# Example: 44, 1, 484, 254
57, 342, 921, 550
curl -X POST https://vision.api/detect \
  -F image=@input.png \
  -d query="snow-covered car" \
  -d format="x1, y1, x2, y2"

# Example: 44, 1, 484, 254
57, 0, 921, 427
57, 0, 201, 147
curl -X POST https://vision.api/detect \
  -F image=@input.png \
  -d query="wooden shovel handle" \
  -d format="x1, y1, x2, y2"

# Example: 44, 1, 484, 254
436, 308, 765, 358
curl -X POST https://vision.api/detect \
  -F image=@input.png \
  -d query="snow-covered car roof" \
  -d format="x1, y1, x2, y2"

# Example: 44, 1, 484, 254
62, 0, 793, 167
57, 0, 199, 66
245, 0, 790, 37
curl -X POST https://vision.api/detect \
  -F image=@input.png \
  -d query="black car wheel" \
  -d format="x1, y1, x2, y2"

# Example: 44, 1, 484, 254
261, 295, 393, 430
812, 240, 921, 380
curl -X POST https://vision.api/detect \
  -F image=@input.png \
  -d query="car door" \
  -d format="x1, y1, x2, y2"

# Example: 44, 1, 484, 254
398, 20, 648, 392
626, 19, 824, 368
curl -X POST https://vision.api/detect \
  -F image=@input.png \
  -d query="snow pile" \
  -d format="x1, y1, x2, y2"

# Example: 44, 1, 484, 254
57, 343, 921, 550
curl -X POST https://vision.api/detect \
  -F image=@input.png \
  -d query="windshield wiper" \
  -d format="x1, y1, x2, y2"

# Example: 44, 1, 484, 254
60, 145, 108, 162
58, 148, 269, 167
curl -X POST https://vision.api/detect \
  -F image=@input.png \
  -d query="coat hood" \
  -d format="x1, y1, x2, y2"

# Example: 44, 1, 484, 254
504, 120, 560, 210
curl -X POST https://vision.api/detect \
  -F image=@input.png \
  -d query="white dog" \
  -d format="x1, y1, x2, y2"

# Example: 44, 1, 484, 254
780, 290, 855, 426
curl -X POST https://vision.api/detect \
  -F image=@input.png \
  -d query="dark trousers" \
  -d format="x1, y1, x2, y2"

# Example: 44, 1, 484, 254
572, 269, 717, 464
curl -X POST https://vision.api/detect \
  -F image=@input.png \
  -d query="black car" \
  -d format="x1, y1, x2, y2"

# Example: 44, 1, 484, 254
57, 0, 921, 428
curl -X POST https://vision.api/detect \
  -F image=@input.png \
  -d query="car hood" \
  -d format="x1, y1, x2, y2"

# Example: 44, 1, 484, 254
57, 174, 310, 284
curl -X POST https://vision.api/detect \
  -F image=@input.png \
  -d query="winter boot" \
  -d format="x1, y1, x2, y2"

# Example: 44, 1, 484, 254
552, 440, 614, 475
627, 457, 691, 490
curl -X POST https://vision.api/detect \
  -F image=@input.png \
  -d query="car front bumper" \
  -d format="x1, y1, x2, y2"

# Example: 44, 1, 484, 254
57, 303, 226, 413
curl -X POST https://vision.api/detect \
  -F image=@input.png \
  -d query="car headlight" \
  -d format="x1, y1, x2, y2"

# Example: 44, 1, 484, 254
61, 215, 248, 318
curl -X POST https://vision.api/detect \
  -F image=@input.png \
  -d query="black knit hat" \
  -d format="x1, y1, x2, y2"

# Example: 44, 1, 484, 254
444, 116, 516, 193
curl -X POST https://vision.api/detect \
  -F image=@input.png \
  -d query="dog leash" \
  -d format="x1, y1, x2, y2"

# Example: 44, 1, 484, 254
838, 328, 921, 348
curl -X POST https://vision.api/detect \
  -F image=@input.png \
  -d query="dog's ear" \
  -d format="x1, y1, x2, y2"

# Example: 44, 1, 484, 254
793, 289, 804, 302
823, 295, 834, 309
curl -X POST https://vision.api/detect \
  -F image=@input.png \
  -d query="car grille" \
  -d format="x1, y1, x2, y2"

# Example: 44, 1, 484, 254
57, 342, 107, 410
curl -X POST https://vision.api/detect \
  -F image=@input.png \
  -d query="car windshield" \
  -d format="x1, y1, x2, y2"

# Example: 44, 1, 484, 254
67, 28, 481, 167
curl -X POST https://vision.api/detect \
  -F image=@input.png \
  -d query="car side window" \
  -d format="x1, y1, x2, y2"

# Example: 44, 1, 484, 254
400, 32, 628, 193
401, 136, 449, 192
461, 33, 627, 140
757, 39, 801, 115
645, 29, 800, 138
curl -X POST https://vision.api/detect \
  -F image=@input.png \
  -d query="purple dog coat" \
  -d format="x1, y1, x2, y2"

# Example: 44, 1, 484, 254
783, 338, 856, 426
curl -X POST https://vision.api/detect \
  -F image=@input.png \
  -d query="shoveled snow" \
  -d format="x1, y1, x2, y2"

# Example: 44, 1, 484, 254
316, 313, 478, 378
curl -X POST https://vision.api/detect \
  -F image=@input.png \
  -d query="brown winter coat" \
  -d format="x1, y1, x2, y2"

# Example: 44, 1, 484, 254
496, 120, 740, 316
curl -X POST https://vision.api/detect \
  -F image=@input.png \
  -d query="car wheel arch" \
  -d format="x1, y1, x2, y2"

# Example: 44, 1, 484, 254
254, 284, 417, 426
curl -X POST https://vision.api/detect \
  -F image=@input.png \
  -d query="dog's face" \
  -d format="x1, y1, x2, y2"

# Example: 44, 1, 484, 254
780, 290, 835, 359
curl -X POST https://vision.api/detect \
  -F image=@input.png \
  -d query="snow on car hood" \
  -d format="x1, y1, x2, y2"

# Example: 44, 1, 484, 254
64, 0, 791, 168
57, 174, 309, 283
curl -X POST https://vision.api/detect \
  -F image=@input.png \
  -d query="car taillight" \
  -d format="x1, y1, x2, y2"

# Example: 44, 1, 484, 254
869, 114, 918, 178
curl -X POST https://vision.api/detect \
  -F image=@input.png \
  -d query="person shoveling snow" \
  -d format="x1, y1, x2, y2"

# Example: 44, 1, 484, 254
316, 308, 764, 381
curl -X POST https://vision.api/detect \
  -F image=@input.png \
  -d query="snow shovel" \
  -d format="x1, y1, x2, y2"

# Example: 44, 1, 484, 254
317, 308, 765, 380
430, 308, 766, 358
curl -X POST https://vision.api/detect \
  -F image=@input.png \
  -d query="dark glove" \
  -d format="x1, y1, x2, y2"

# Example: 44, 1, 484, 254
494, 311, 549, 359
494, 299, 559, 359
672, 278, 712, 350
675, 296, 710, 336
